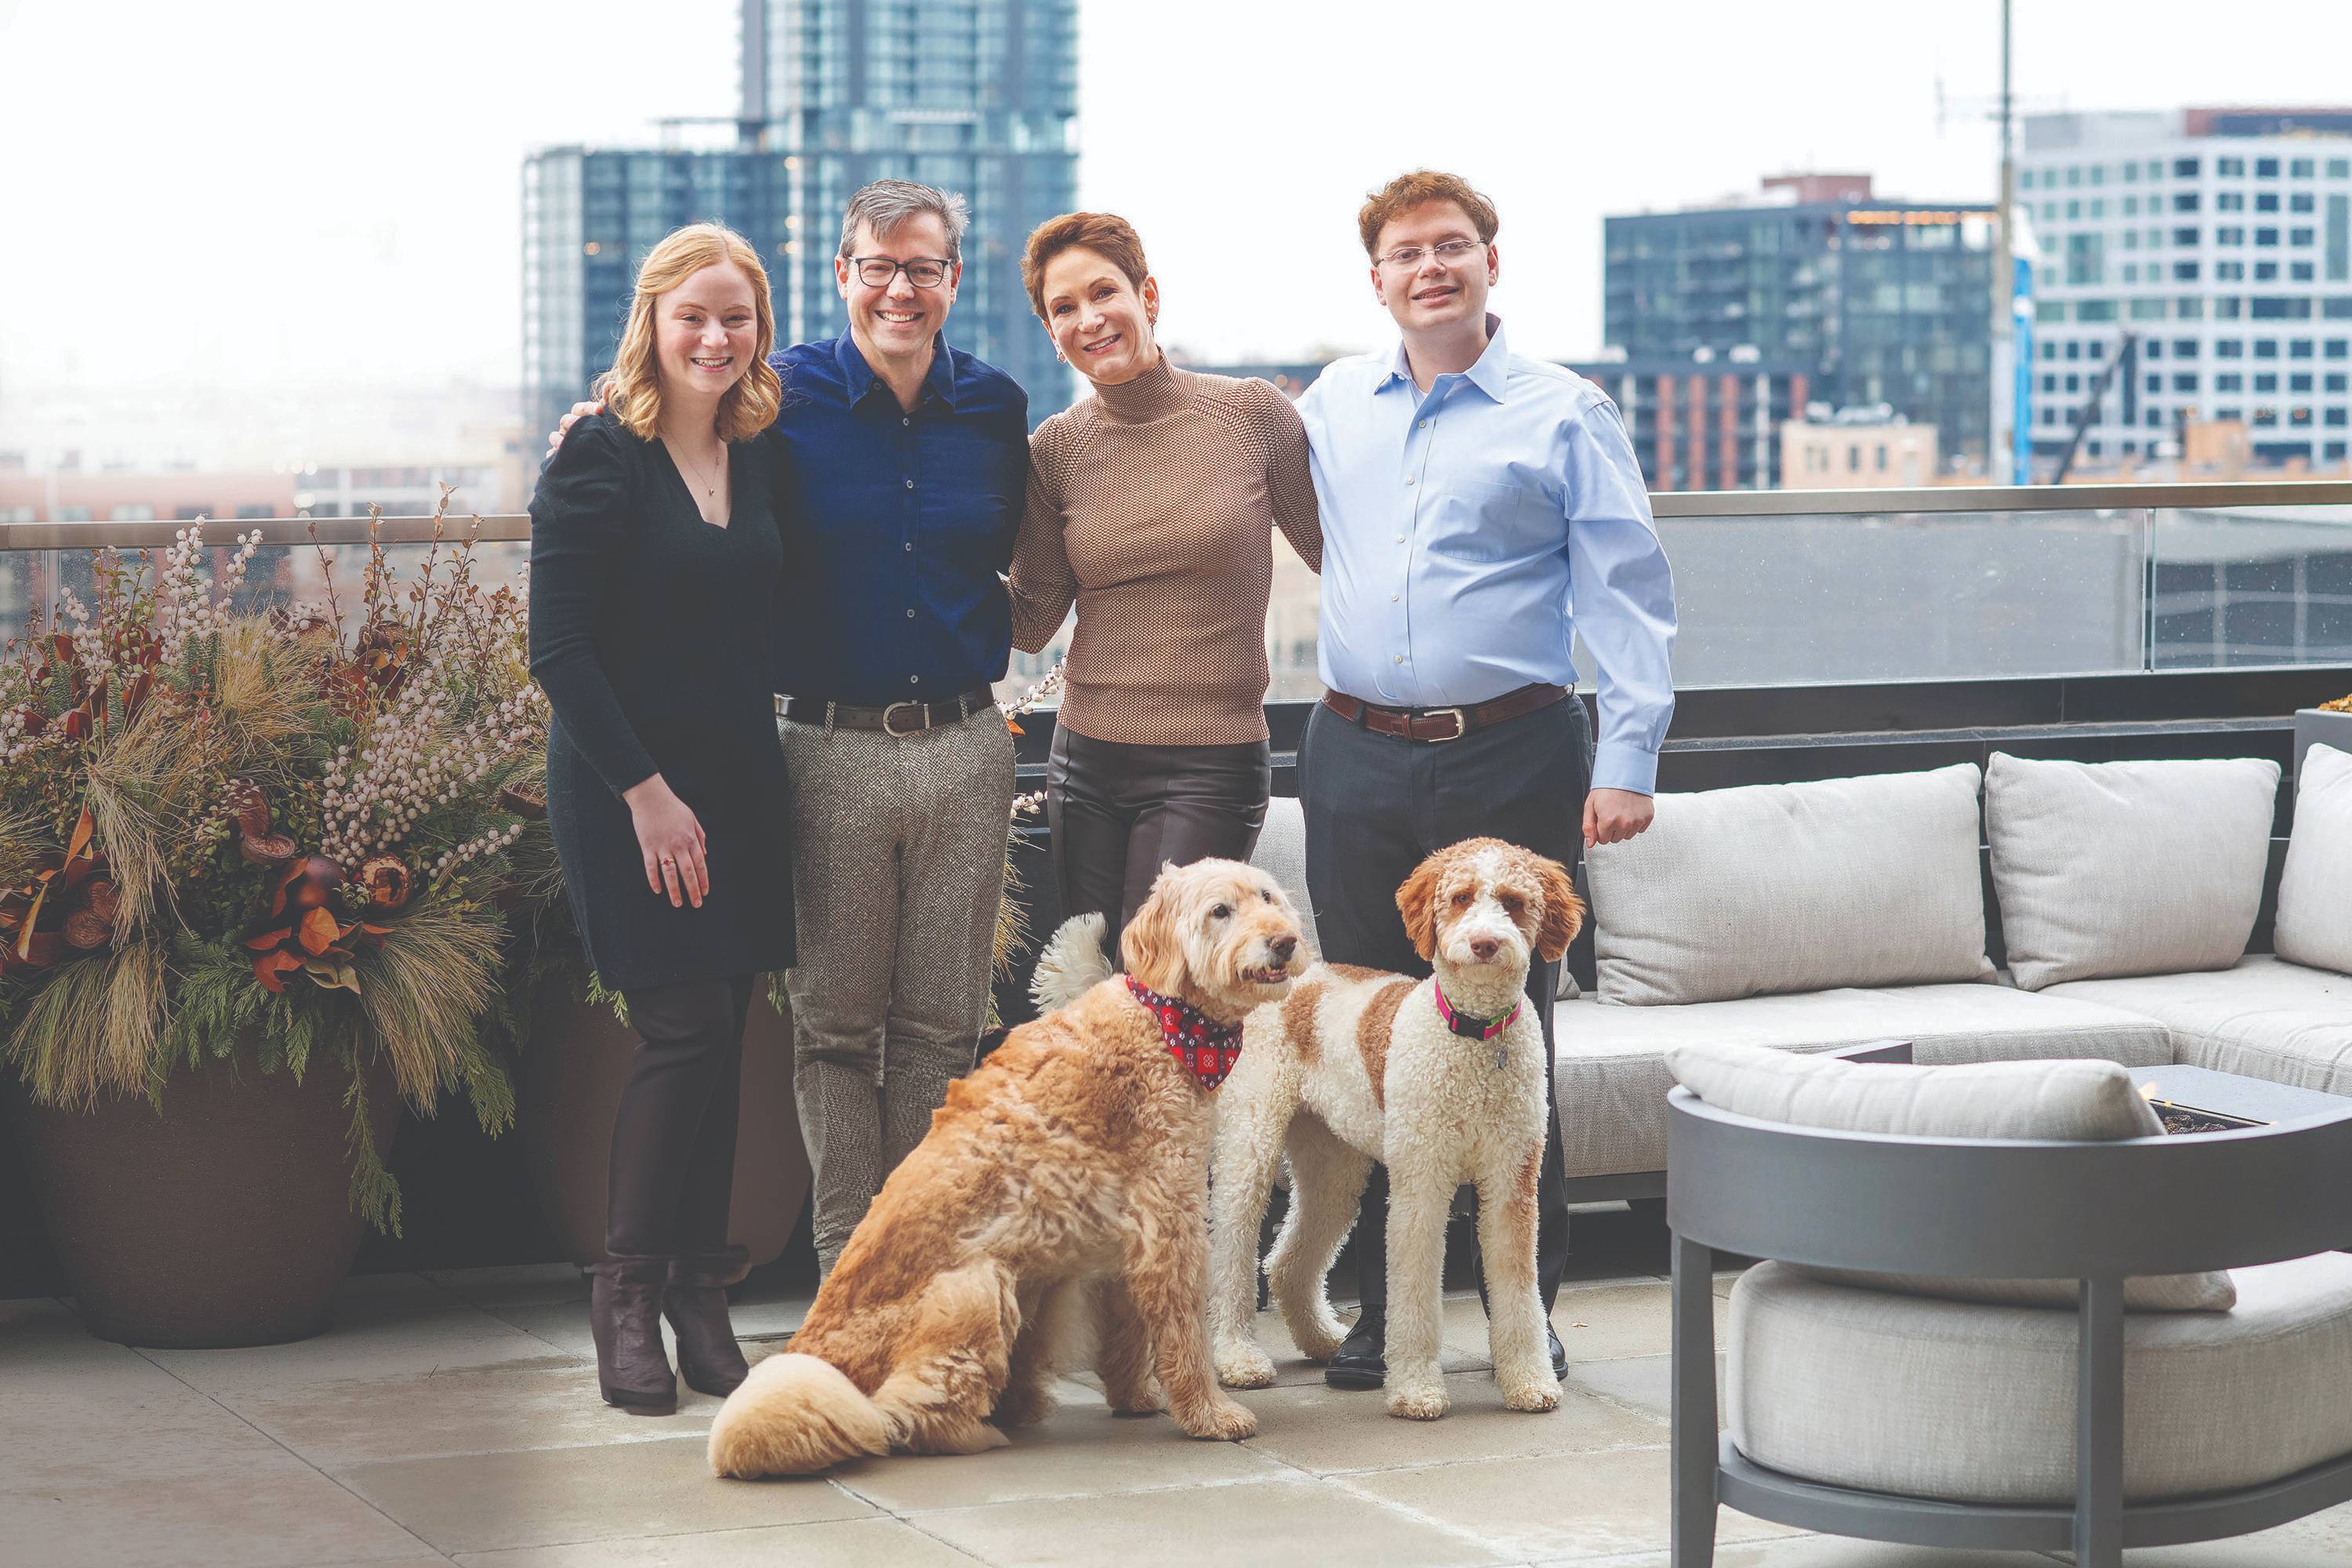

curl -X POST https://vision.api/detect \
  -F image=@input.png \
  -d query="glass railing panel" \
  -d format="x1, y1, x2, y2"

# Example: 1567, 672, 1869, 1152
2149, 503, 2352, 670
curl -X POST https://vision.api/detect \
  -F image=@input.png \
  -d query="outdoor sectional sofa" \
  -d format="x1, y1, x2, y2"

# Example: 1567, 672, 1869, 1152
1248, 743, 2352, 1201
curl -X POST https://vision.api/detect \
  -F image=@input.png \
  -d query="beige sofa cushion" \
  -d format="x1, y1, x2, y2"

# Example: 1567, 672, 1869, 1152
1586, 763, 1992, 1007
1668, 1039, 2233, 1312
1555, 982, 2172, 1181
1729, 1254, 2352, 1504
2043, 955, 2352, 1096
2277, 743, 2352, 976
1986, 753, 2279, 991
1249, 796, 1318, 959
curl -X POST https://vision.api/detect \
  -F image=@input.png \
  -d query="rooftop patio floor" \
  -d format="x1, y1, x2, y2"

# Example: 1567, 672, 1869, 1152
8, 1232, 2352, 1568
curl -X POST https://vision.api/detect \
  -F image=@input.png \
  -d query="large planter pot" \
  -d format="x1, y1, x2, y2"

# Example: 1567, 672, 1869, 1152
517, 982, 808, 1271
2296, 707, 2352, 782
6, 1043, 402, 1348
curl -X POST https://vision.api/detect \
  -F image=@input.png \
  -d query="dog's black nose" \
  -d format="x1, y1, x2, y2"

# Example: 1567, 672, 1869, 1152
1270, 935, 1298, 964
1470, 938, 1499, 963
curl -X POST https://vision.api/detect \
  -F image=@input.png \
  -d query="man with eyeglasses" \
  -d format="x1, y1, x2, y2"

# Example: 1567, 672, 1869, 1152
1292, 169, 1676, 1393
550, 179, 1028, 1283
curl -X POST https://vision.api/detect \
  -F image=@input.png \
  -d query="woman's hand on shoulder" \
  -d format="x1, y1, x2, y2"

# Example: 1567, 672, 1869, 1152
622, 774, 709, 909
546, 400, 608, 459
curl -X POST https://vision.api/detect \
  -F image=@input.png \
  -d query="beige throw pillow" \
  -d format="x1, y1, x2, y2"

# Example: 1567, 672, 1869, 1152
1986, 753, 2278, 992
1667, 1039, 2235, 1312
2276, 744, 2352, 977
1587, 763, 1993, 1007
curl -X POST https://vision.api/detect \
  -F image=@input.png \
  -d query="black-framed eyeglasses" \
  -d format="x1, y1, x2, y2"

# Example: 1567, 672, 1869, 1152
848, 255, 953, 289
1375, 238, 1486, 272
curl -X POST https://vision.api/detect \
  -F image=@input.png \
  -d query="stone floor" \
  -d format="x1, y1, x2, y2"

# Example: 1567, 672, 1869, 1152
7, 1239, 2352, 1568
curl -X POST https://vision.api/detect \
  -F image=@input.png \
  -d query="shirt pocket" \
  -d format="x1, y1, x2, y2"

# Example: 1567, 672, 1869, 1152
1422, 477, 1548, 565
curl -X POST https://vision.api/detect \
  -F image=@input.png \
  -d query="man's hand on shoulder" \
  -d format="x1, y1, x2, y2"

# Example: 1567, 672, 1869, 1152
1584, 787, 1654, 850
545, 400, 606, 457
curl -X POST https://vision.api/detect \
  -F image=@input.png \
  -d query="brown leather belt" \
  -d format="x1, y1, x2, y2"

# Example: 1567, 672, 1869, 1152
1321, 682, 1570, 744
778, 687, 996, 736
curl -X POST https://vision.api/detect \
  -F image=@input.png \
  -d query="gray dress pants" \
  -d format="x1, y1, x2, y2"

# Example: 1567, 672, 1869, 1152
781, 713, 1015, 1276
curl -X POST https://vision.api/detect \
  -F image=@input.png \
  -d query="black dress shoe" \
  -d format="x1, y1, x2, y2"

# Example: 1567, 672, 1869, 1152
1324, 1308, 1386, 1388
1548, 1321, 1568, 1379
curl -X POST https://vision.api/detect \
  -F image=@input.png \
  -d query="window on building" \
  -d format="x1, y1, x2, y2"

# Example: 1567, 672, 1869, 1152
2065, 372, 2082, 392
2217, 372, 2245, 391
2218, 191, 2246, 211
2330, 298, 2352, 318
2131, 297, 2168, 321
2066, 198, 2081, 220
2219, 339, 2246, 357
2147, 227, 2164, 247
2089, 341, 2107, 359
2257, 227, 2281, 246
2292, 339, 2316, 358
172, 505, 206, 521
2090, 198, 2107, 219
2176, 158, 2201, 178
2218, 156, 2247, 176
2124, 194, 2140, 216
2173, 372, 2199, 393
2175, 260, 2201, 281
2292, 372, 2314, 392
2123, 263, 2140, 283
2335, 374, 2352, 394
2332, 160, 2352, 179
2217, 408, 2243, 421
2331, 339, 2352, 358
2174, 338, 2201, 358
2292, 192, 2317, 212
2147, 408, 2165, 428
2041, 372, 2058, 393
2253, 408, 2278, 426
2257, 192, 2281, 212
56, 506, 90, 521
2218, 260, 2247, 281
2257, 158, 2281, 178
2253, 297, 2315, 319
2217, 226, 2245, 245
2172, 192, 2201, 212
2253, 261, 2277, 281
2066, 339, 2083, 360
2328, 441, 2350, 460
2179, 296, 2206, 319
2218, 297, 2244, 318
2328, 408, 2350, 426
2079, 299, 2118, 321
2256, 339, 2281, 358
2255, 372, 2280, 392
2041, 201, 2059, 224
2292, 158, 2315, 179
2146, 339, 2165, 359
234, 504, 274, 520
2067, 166, 2082, 187
2291, 227, 2316, 247
2041, 340, 2058, 360
2090, 165, 2107, 187
2145, 373, 2161, 394
111, 504, 154, 521
2292, 407, 2314, 425
2295, 261, 2318, 281
2173, 226, 2200, 247
2122, 229, 2141, 251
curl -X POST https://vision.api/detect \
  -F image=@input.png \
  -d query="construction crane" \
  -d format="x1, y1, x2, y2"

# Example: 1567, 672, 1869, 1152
2049, 332, 2141, 485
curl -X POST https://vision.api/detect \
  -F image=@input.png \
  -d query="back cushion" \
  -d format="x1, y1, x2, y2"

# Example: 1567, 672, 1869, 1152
2275, 744, 2352, 977
1250, 795, 1319, 958
1667, 1040, 2235, 1312
1986, 753, 2279, 992
1586, 763, 1993, 1007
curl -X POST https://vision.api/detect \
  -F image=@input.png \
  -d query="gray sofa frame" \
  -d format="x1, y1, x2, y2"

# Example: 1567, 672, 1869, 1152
1666, 1045, 2352, 1566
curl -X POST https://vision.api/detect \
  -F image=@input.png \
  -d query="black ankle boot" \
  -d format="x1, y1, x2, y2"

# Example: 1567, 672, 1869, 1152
589, 1254, 677, 1414
1324, 1306, 1386, 1389
665, 1247, 752, 1398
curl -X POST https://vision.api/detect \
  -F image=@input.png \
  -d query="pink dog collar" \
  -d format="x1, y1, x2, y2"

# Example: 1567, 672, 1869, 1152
1432, 978, 1521, 1043
1126, 976, 1243, 1089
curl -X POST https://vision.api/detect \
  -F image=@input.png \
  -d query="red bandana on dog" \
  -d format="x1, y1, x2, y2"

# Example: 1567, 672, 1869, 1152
1125, 976, 1243, 1088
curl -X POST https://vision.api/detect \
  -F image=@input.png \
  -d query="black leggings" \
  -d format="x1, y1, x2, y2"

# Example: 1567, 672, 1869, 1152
1047, 726, 1272, 962
607, 975, 754, 1258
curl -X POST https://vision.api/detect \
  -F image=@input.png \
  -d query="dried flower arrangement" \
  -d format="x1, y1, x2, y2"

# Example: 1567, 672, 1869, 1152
0, 501, 550, 1229
2322, 693, 2352, 713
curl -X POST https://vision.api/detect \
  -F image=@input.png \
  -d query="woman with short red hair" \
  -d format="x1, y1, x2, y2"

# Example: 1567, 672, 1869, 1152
1010, 213, 1321, 957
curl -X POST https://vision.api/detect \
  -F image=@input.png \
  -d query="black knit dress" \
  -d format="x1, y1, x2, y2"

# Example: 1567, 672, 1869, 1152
527, 412, 796, 990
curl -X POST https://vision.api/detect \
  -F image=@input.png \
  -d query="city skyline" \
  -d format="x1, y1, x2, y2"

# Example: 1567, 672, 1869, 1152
5, 0, 2352, 456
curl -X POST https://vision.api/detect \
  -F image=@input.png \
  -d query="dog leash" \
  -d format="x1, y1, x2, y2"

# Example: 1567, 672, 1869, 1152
1432, 978, 1521, 1071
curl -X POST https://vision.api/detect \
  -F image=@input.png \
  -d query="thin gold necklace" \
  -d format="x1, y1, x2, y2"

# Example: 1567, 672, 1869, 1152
666, 436, 725, 503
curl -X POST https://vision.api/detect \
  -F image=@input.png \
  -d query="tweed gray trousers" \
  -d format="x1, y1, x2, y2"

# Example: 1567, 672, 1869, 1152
780, 712, 1014, 1277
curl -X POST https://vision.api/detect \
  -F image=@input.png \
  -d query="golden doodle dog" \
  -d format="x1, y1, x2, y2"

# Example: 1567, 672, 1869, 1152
707, 858, 1305, 1477
1206, 838, 1581, 1421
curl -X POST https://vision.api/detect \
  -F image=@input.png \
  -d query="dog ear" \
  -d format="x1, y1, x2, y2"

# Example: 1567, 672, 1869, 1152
1120, 870, 1186, 996
1395, 854, 1441, 963
1533, 855, 1585, 963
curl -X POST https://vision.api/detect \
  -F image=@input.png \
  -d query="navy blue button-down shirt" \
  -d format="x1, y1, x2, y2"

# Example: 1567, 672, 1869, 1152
768, 333, 1029, 706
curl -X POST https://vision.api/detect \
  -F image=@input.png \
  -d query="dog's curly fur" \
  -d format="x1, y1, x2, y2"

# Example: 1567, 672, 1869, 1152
1205, 838, 1583, 1420
708, 858, 1305, 1477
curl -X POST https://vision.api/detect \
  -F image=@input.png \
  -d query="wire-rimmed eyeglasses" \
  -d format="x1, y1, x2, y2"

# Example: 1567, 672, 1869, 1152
848, 255, 954, 289
1374, 238, 1486, 272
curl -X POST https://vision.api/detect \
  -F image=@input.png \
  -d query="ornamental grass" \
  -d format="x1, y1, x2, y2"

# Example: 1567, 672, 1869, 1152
0, 499, 551, 1231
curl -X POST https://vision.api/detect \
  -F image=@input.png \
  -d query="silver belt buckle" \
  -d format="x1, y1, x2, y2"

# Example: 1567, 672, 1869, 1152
1419, 706, 1467, 742
880, 700, 927, 738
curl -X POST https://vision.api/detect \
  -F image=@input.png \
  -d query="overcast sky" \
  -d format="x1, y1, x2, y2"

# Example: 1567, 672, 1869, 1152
4, 0, 2350, 412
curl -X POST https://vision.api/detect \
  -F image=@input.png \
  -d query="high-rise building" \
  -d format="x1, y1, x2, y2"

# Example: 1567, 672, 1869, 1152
750, 0, 1080, 420
2019, 108, 2352, 470
1603, 175, 1994, 482
523, 0, 1079, 443
1567, 349, 1812, 491
521, 148, 795, 445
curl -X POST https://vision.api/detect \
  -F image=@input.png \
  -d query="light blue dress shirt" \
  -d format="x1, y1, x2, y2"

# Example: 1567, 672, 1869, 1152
1295, 317, 1677, 795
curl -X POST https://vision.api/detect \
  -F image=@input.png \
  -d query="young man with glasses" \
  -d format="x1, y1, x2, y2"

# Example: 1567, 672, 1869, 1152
548, 180, 1029, 1282
1294, 169, 1676, 1390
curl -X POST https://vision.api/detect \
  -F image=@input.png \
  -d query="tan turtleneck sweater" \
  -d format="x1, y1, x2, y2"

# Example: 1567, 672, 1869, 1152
1009, 358, 1322, 746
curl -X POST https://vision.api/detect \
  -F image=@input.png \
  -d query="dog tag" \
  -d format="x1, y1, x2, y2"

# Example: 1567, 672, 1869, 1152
1495, 1041, 1508, 1071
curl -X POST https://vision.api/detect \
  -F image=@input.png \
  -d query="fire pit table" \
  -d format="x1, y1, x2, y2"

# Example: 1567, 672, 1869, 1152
2134, 1064, 2350, 1135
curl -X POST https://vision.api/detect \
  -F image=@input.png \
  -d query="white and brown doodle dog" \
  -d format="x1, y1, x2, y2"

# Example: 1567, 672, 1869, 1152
1205, 838, 1583, 1421
706, 858, 1302, 1477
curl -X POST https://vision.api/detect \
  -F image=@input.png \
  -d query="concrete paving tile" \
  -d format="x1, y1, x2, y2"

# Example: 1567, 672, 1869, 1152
0, 1342, 289, 1489
910, 1475, 1508, 1568
1339, 1444, 1802, 1563
450, 1515, 982, 1567
826, 1381, 1294, 1513
1232, 1369, 1664, 1477
1432, 1280, 1727, 1367
1563, 1352, 1725, 1427
331, 1272, 474, 1322
237, 1360, 723, 1470
0, 1461, 433, 1568
146, 1306, 579, 1402
421, 1265, 589, 1311
340, 1433, 874, 1554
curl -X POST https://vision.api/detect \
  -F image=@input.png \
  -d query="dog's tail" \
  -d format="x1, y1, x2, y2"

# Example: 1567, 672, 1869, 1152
1030, 912, 1112, 1014
708, 1352, 893, 1478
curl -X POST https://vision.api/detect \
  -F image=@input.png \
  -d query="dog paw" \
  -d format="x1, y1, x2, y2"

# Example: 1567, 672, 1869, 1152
1105, 1377, 1167, 1415
1214, 1341, 1277, 1389
1177, 1398, 1259, 1442
1501, 1374, 1562, 1414
1385, 1380, 1450, 1421
991, 1384, 1058, 1428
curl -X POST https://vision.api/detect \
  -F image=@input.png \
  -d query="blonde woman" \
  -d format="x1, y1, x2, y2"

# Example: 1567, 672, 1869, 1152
528, 223, 795, 1416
